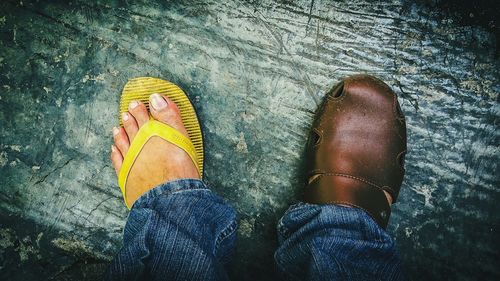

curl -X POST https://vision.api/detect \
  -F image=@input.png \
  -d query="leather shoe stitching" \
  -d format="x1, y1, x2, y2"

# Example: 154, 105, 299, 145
322, 173, 382, 189
307, 172, 394, 197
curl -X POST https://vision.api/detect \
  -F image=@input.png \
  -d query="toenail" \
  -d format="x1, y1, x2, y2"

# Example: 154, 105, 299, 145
111, 145, 117, 152
122, 112, 129, 121
151, 94, 167, 110
129, 101, 140, 109
113, 127, 119, 136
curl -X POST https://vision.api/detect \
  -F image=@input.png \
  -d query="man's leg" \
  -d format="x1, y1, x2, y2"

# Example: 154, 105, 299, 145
107, 94, 237, 280
275, 203, 404, 280
275, 75, 407, 280
105, 179, 237, 281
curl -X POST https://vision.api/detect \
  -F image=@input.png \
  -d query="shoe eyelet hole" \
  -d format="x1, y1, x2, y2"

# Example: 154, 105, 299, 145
307, 129, 322, 148
311, 129, 322, 146
328, 82, 344, 99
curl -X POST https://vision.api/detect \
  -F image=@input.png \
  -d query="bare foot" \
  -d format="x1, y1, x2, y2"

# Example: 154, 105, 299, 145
110, 94, 200, 207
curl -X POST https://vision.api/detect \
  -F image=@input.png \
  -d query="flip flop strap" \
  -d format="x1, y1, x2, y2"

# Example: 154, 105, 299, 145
118, 120, 200, 209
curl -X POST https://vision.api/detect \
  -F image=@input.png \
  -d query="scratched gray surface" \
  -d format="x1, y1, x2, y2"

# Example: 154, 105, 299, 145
0, 0, 498, 280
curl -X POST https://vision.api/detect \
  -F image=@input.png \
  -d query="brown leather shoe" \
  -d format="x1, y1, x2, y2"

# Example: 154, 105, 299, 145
304, 74, 407, 229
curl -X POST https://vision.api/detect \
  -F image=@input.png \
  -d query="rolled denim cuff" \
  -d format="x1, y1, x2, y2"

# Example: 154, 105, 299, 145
131, 178, 209, 209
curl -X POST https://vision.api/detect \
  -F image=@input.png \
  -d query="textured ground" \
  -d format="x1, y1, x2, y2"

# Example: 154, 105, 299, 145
0, 0, 498, 280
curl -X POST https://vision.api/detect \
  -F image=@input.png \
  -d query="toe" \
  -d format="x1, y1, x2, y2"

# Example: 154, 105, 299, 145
122, 112, 139, 141
128, 100, 150, 127
110, 145, 123, 175
113, 127, 130, 155
149, 93, 189, 136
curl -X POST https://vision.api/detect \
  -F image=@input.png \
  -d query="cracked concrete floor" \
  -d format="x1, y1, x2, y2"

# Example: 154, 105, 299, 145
0, 0, 499, 280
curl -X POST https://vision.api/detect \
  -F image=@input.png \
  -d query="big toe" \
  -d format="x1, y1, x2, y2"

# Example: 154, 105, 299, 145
149, 93, 189, 136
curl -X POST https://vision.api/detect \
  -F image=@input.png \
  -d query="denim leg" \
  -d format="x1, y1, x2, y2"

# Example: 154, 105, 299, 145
105, 179, 237, 281
275, 203, 404, 281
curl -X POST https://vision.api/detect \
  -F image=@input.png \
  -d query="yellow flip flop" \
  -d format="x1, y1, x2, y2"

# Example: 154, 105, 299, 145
118, 77, 204, 209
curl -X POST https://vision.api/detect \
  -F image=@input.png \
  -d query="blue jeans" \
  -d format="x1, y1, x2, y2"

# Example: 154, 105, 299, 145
105, 179, 404, 280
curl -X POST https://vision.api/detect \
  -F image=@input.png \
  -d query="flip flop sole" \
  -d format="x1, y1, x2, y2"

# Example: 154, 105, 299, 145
118, 77, 204, 209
